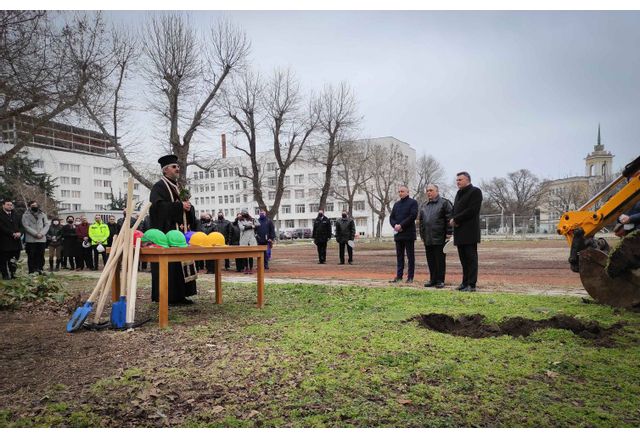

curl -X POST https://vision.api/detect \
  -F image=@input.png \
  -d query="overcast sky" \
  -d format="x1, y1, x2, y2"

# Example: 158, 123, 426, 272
103, 9, 639, 185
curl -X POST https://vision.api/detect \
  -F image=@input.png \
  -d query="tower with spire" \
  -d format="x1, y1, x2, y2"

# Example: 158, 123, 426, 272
585, 124, 614, 178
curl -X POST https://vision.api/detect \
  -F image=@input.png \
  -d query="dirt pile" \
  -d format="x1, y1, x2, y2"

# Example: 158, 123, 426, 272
414, 313, 623, 340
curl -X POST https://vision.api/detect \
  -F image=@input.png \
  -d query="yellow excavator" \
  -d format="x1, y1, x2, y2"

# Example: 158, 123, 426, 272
556, 155, 640, 308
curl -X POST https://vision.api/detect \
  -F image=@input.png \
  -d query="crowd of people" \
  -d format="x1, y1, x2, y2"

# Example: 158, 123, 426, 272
3, 157, 637, 293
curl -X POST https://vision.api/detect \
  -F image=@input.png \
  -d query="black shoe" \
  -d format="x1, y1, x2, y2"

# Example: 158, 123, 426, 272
456, 284, 468, 291
405, 278, 414, 284
339, 262, 345, 265
459, 286, 476, 292
389, 278, 402, 283
424, 281, 437, 288
435, 282, 445, 289
171, 298, 194, 306
348, 261, 353, 265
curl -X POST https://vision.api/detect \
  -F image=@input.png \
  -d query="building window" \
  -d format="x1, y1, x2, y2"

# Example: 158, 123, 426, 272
309, 173, 319, 182
61, 190, 71, 197
268, 177, 276, 186
71, 177, 80, 185
284, 176, 290, 185
72, 204, 81, 210
354, 201, 365, 211
193, 172, 198, 180
235, 181, 240, 190
326, 203, 334, 212
309, 203, 319, 212
60, 177, 70, 184
223, 169, 228, 177
72, 191, 81, 198
33, 159, 44, 169
223, 182, 228, 191
356, 218, 368, 227
281, 205, 291, 214
60, 163, 70, 171
94, 179, 102, 187
295, 189, 304, 199
298, 219, 308, 227
295, 204, 305, 213
218, 196, 223, 204
60, 203, 71, 210
224, 196, 229, 203
268, 191, 276, 200
283, 190, 291, 199
243, 194, 248, 203
93, 167, 102, 175
285, 219, 295, 228
204, 171, 209, 179
103, 181, 111, 188
94, 192, 103, 199
294, 174, 304, 184
217, 170, 222, 178
235, 195, 240, 203
254, 207, 260, 215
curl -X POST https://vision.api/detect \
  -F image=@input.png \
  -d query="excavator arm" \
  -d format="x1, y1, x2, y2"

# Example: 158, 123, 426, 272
556, 155, 640, 307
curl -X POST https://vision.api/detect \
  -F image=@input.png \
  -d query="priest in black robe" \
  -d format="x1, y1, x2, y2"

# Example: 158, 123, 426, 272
149, 154, 198, 304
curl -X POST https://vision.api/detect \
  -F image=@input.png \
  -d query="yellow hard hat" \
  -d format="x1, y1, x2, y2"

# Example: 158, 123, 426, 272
189, 231, 209, 247
206, 231, 226, 247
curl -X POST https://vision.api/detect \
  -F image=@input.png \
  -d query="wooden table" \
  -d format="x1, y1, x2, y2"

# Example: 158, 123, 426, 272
110, 246, 267, 328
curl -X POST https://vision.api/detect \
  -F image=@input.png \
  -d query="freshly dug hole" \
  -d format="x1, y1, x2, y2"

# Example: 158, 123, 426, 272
414, 313, 623, 340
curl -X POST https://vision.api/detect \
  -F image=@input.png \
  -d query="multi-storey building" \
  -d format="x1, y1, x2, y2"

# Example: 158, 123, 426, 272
189, 136, 416, 237
0, 116, 151, 213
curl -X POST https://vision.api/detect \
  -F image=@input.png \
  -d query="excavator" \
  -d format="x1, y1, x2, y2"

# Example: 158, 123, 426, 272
556, 155, 640, 308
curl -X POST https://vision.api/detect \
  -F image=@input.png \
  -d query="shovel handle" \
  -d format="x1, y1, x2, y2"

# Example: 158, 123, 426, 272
93, 260, 118, 324
126, 237, 142, 324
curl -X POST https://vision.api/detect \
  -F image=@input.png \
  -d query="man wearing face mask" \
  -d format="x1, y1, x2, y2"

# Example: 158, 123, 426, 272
75, 216, 93, 270
312, 209, 332, 264
46, 218, 63, 272
197, 213, 217, 273
61, 216, 79, 270
21, 201, 49, 274
214, 211, 232, 270
334, 210, 356, 265
89, 215, 110, 270
0, 199, 22, 280
255, 209, 276, 269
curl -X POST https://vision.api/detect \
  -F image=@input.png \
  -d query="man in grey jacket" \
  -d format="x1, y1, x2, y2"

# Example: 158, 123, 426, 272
21, 200, 49, 274
418, 184, 453, 288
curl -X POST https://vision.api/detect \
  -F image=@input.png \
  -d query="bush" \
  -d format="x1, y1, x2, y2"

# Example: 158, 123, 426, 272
0, 273, 66, 309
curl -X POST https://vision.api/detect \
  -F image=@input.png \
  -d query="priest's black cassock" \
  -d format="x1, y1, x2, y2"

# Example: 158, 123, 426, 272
149, 176, 197, 303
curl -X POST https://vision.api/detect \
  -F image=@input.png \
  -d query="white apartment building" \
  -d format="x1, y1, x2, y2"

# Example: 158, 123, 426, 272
189, 136, 416, 237
0, 116, 151, 214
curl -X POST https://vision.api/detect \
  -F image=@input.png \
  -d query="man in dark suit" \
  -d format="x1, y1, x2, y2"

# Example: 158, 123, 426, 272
450, 171, 483, 292
0, 199, 22, 280
312, 209, 332, 264
389, 185, 419, 283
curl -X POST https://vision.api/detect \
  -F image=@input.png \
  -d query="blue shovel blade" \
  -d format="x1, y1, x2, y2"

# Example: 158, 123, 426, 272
110, 297, 127, 329
66, 302, 94, 333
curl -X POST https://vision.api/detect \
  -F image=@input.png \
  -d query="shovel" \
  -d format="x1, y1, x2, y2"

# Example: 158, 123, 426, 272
110, 178, 135, 328
126, 237, 142, 327
66, 231, 124, 332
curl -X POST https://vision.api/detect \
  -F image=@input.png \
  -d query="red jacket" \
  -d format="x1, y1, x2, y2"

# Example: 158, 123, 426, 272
75, 223, 89, 240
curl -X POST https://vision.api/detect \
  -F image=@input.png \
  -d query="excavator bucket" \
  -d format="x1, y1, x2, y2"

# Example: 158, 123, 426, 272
579, 248, 640, 308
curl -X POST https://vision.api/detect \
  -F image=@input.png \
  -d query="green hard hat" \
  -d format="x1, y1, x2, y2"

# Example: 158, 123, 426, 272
141, 229, 169, 248
166, 229, 188, 248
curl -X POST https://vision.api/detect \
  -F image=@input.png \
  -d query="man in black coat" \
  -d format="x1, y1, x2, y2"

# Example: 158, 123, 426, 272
0, 199, 22, 280
389, 185, 419, 283
450, 171, 483, 292
418, 184, 453, 288
214, 211, 232, 270
149, 154, 198, 305
312, 208, 332, 264
334, 210, 356, 265
255, 209, 276, 269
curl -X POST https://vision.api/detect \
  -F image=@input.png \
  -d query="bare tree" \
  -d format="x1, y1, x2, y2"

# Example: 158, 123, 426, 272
0, 11, 112, 165
482, 169, 542, 216
331, 139, 372, 216
310, 82, 359, 210
225, 69, 266, 208
414, 153, 445, 205
139, 14, 250, 187
363, 142, 409, 237
541, 180, 590, 216
263, 68, 319, 218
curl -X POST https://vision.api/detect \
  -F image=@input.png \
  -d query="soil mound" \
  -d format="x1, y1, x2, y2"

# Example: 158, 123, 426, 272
414, 313, 623, 341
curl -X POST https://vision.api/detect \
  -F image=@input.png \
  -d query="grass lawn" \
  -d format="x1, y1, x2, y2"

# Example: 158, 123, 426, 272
2, 279, 640, 427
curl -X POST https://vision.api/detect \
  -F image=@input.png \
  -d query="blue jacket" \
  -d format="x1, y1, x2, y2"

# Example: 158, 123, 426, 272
255, 216, 275, 244
390, 196, 418, 241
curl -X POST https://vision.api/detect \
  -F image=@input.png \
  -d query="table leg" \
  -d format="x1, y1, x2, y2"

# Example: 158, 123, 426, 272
159, 256, 169, 329
257, 253, 264, 308
215, 258, 222, 304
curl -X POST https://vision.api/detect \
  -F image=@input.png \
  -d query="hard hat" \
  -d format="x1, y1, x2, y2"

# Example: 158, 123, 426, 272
166, 230, 188, 248
206, 231, 226, 247
141, 229, 169, 248
132, 229, 144, 244
189, 231, 209, 247
184, 230, 195, 244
